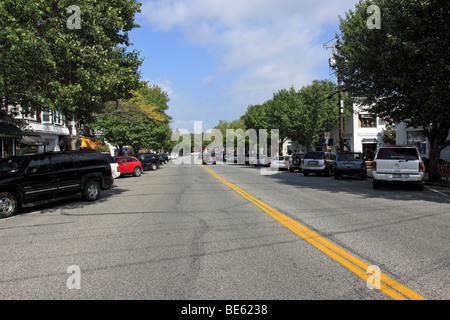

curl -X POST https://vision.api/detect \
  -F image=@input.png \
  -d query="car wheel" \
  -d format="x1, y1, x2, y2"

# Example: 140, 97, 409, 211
289, 167, 294, 172
133, 167, 142, 177
361, 172, 367, 181
335, 171, 340, 179
416, 183, 424, 191
0, 192, 18, 218
303, 171, 309, 176
83, 180, 100, 201
151, 163, 157, 171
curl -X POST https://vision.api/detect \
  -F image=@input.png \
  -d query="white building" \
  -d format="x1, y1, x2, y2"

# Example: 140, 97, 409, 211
287, 103, 388, 159
1, 105, 71, 157
396, 122, 450, 163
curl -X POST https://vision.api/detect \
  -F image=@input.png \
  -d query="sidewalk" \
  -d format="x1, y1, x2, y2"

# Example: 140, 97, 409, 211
424, 173, 450, 188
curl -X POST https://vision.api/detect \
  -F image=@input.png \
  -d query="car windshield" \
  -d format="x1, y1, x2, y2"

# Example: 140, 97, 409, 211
337, 153, 362, 161
304, 152, 324, 159
102, 153, 115, 164
376, 148, 419, 160
0, 156, 28, 174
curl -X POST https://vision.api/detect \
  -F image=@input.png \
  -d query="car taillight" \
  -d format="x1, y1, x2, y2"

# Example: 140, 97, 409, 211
372, 161, 376, 171
419, 161, 424, 172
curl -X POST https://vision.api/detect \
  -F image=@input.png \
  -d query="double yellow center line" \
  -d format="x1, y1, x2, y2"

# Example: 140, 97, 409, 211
200, 165, 427, 300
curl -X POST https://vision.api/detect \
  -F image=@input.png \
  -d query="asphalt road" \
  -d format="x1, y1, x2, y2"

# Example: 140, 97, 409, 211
0, 158, 449, 301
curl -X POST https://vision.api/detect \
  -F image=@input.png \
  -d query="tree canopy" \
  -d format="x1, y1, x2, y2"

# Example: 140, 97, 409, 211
0, 0, 143, 147
335, 0, 449, 180
93, 82, 173, 155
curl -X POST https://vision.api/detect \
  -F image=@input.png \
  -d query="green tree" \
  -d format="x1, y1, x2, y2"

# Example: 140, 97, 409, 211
94, 83, 172, 155
335, 0, 449, 180
0, 0, 143, 149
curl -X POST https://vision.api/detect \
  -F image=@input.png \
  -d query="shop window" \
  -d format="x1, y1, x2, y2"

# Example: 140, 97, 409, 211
42, 110, 51, 123
406, 131, 427, 156
359, 114, 377, 128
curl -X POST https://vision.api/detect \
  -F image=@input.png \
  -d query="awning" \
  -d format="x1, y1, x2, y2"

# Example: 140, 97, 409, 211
21, 135, 49, 146
81, 137, 103, 149
0, 123, 22, 139
361, 138, 378, 144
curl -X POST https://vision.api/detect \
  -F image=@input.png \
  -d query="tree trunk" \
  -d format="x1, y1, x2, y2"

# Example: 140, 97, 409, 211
66, 118, 81, 151
425, 123, 450, 182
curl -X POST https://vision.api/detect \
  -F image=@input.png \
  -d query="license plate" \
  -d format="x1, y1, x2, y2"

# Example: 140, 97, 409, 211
309, 161, 317, 165
393, 174, 402, 178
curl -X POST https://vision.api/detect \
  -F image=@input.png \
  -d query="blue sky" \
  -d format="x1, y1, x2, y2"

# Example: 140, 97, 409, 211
129, 0, 359, 132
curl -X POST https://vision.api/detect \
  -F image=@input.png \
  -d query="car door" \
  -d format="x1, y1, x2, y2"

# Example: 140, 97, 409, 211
21, 155, 58, 202
50, 153, 80, 195
122, 157, 133, 173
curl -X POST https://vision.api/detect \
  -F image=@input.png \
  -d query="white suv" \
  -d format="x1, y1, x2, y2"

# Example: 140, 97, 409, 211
372, 146, 425, 190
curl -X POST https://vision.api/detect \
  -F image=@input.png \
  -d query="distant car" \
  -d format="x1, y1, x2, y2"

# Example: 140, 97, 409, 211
135, 153, 160, 171
302, 151, 336, 176
254, 155, 271, 167
334, 152, 367, 180
101, 152, 120, 179
114, 156, 143, 177
288, 153, 305, 172
270, 156, 290, 170
160, 153, 169, 164
372, 146, 425, 190
202, 150, 216, 165
168, 153, 178, 160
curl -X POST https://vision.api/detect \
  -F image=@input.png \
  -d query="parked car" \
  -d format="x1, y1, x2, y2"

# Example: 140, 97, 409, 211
302, 151, 336, 176
288, 153, 305, 172
114, 156, 143, 177
254, 155, 271, 167
160, 153, 169, 164
135, 153, 160, 171
372, 146, 425, 190
334, 152, 367, 180
0, 150, 113, 218
270, 156, 290, 170
101, 152, 120, 179
202, 150, 216, 165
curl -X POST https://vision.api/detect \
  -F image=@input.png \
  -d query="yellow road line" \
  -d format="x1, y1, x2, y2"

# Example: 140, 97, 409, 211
200, 165, 427, 300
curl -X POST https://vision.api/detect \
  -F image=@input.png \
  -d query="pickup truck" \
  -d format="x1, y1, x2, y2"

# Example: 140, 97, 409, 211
372, 146, 425, 190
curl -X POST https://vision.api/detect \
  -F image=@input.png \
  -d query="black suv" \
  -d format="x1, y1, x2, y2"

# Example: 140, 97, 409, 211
135, 153, 160, 171
0, 151, 113, 218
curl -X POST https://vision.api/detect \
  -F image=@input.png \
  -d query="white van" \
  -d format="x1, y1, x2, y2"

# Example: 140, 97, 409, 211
372, 146, 425, 190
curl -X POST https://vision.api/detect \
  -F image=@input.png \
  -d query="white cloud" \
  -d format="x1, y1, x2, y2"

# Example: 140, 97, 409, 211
141, 0, 356, 113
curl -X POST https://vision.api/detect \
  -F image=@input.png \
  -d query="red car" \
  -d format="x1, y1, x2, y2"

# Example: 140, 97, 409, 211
113, 156, 143, 177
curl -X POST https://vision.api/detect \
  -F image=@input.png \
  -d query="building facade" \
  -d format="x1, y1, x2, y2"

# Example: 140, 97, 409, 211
1, 105, 71, 157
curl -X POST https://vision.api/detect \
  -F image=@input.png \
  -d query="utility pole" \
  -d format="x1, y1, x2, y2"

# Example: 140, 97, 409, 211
324, 43, 344, 152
